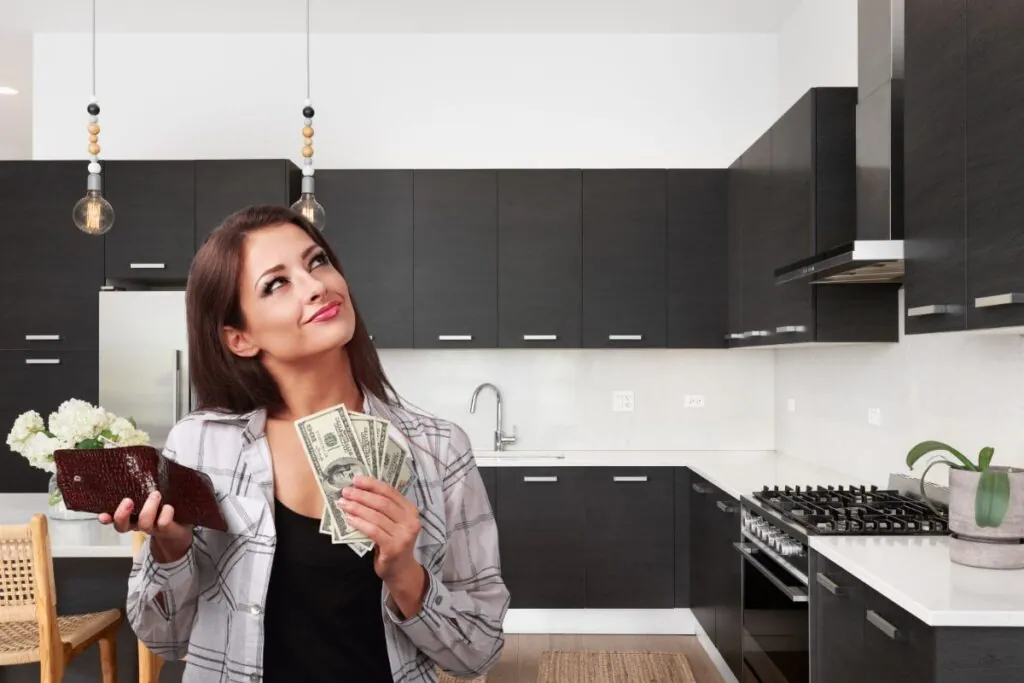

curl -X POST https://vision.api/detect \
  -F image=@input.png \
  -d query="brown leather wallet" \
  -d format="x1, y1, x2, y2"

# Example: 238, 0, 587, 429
53, 445, 229, 532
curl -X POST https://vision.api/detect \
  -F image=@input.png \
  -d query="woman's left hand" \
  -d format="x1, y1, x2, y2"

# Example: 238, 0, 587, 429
340, 475, 422, 581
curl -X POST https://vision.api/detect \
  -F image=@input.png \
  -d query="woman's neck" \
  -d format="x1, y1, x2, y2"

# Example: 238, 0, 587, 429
267, 349, 363, 421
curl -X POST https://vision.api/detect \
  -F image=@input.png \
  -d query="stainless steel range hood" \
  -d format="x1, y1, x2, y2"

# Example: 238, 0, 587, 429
775, 0, 905, 285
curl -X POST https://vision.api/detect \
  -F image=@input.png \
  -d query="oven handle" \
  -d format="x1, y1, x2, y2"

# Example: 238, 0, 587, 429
734, 542, 809, 603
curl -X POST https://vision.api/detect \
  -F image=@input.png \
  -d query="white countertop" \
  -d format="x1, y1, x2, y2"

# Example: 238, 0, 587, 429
0, 493, 136, 558
810, 535, 1024, 628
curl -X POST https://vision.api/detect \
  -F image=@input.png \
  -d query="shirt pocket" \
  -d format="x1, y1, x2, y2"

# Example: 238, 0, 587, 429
217, 492, 273, 538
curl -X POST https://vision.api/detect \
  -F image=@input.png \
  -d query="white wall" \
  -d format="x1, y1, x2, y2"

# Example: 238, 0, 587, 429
33, 32, 779, 168
0, 33, 32, 159
776, 0, 857, 115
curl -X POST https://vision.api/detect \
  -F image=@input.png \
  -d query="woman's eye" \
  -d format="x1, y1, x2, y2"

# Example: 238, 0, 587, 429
310, 251, 328, 268
262, 276, 287, 296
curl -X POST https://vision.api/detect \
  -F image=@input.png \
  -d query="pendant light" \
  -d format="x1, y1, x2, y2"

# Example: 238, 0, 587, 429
290, 0, 326, 230
73, 0, 115, 236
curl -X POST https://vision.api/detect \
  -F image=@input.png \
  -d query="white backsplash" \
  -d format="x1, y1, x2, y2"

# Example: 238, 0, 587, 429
776, 290, 1024, 488
377, 348, 775, 454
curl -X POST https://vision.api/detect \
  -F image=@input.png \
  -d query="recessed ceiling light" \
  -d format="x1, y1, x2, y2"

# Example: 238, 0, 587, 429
0, 87, 19, 96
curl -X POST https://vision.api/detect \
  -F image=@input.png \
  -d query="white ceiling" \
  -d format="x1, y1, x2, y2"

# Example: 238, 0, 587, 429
4, 0, 803, 34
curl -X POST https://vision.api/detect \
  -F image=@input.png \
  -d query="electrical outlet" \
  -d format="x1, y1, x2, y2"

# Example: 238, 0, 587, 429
868, 407, 882, 426
613, 391, 635, 412
684, 394, 705, 408
787, 398, 796, 413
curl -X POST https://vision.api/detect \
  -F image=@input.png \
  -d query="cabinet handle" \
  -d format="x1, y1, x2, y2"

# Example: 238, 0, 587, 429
974, 293, 1024, 308
522, 334, 558, 341
907, 304, 962, 317
438, 335, 473, 342
613, 476, 648, 482
716, 500, 737, 514
608, 334, 642, 341
725, 332, 745, 340
692, 483, 713, 494
523, 476, 558, 483
735, 542, 808, 603
24, 334, 61, 341
866, 610, 900, 640
747, 330, 770, 338
171, 350, 181, 424
815, 572, 843, 596
775, 325, 806, 334
129, 263, 166, 270
25, 358, 60, 365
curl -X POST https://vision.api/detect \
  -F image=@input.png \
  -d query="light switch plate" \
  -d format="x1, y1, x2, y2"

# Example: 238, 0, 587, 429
868, 407, 882, 426
613, 391, 635, 412
787, 398, 796, 413
684, 394, 705, 408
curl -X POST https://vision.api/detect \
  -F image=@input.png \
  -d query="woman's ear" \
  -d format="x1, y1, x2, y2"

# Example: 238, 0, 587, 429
223, 326, 260, 358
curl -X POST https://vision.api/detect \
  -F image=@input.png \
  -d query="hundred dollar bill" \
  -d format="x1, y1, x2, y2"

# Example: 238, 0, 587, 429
347, 413, 382, 475
294, 405, 372, 544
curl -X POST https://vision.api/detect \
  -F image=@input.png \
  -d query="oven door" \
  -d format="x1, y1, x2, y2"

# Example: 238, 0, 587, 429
736, 539, 810, 683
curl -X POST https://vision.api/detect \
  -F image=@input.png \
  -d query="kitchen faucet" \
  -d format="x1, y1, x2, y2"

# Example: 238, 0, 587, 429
469, 382, 517, 452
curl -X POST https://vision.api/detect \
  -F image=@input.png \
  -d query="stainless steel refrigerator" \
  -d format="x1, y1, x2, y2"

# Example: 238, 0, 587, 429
98, 290, 192, 450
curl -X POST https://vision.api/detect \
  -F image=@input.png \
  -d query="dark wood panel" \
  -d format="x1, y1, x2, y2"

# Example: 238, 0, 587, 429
317, 170, 415, 348
194, 160, 300, 243
815, 285, 901, 342
674, 468, 691, 608
726, 157, 745, 345
814, 88, 860, 250
497, 170, 582, 348
413, 170, 498, 348
689, 474, 717, 641
741, 133, 775, 345
479, 466, 497, 514
666, 170, 727, 348
581, 170, 667, 348
810, 552, 867, 683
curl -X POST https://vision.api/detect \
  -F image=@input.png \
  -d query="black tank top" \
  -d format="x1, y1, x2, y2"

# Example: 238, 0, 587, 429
261, 498, 393, 682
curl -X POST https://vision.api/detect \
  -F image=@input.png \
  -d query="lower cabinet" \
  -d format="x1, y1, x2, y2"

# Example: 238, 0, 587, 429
811, 550, 1024, 683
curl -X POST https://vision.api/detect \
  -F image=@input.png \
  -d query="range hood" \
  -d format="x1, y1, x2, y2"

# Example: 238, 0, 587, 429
776, 0, 905, 285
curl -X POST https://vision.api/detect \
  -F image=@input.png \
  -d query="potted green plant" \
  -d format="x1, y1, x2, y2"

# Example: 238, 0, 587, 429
907, 440, 1024, 570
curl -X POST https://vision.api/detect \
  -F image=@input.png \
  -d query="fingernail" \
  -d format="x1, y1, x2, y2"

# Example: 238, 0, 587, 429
342, 487, 352, 497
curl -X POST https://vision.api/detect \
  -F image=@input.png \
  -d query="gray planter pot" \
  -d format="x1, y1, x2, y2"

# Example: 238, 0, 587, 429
947, 467, 1024, 570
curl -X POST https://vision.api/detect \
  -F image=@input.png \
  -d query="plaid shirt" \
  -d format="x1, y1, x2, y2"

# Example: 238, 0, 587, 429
127, 392, 509, 683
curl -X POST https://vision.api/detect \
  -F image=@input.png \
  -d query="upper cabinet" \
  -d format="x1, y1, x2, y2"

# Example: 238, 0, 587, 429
318, 170, 415, 348
194, 160, 301, 244
0, 161, 105, 351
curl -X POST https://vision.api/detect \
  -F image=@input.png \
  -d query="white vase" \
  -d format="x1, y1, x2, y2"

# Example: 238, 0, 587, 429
46, 473, 98, 522
947, 467, 1024, 570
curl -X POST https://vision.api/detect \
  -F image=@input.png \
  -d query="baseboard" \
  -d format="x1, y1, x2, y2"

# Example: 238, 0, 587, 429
693, 618, 739, 683
503, 609, 696, 635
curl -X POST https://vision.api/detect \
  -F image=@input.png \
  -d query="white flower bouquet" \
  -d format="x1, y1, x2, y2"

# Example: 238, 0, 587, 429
6, 398, 149, 505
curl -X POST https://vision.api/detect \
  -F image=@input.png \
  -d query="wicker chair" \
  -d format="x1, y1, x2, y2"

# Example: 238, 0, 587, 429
0, 513, 123, 682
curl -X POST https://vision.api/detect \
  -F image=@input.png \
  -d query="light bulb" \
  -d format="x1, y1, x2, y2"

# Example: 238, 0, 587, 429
73, 189, 115, 236
292, 175, 326, 231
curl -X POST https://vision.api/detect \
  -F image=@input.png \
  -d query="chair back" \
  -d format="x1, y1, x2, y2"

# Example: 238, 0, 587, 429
0, 514, 61, 661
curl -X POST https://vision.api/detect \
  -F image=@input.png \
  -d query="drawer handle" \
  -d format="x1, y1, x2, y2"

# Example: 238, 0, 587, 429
438, 335, 473, 341
747, 330, 770, 337
613, 476, 648, 483
974, 293, 1024, 308
692, 483, 713, 494
24, 334, 61, 341
815, 572, 843, 596
716, 500, 737, 513
522, 334, 558, 341
25, 358, 60, 365
907, 304, 962, 317
129, 263, 166, 270
608, 334, 642, 341
866, 610, 900, 640
523, 476, 558, 483
725, 332, 745, 340
775, 325, 806, 334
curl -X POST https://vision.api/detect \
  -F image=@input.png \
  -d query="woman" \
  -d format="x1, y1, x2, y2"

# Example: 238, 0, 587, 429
99, 205, 509, 683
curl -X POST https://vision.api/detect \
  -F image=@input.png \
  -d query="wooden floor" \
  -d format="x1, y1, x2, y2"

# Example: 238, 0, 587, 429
483, 634, 725, 683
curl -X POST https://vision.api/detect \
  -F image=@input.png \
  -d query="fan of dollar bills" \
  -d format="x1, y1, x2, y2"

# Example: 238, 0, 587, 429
294, 403, 414, 557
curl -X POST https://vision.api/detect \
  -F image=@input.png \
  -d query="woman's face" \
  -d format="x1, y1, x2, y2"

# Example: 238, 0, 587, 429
224, 221, 356, 365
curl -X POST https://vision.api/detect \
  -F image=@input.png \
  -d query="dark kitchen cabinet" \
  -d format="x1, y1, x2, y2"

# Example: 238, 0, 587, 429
740, 133, 775, 345
584, 468, 675, 608
965, 2, 1024, 330
581, 170, 667, 348
479, 466, 497, 512
666, 170, 728, 348
318, 170, 415, 348
903, 0, 968, 335
674, 468, 691, 607
497, 170, 582, 348
0, 350, 98, 492
413, 170, 498, 348
0, 161, 104, 352
194, 160, 300, 243
495, 468, 587, 608
725, 157, 745, 344
689, 475, 719, 646
104, 161, 196, 283
811, 552, 867, 683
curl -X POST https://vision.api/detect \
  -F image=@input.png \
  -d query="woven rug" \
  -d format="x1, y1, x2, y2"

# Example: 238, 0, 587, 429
437, 669, 486, 683
537, 650, 698, 683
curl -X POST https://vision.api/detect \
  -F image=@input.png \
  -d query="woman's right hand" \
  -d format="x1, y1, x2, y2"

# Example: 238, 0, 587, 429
98, 491, 194, 563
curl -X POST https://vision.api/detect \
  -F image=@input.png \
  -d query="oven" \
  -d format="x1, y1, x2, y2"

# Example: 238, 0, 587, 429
737, 500, 811, 683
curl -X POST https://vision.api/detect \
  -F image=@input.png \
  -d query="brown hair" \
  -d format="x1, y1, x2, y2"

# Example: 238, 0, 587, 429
186, 205, 400, 415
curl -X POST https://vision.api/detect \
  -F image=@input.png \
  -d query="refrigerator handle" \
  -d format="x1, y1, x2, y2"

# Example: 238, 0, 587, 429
172, 350, 181, 424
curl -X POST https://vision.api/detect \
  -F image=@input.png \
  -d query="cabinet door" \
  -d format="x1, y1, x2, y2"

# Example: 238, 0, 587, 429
741, 134, 775, 345
194, 160, 299, 243
810, 552, 866, 683
666, 170, 727, 348
711, 490, 743, 679
904, 0, 968, 334
104, 161, 196, 283
584, 468, 675, 608
497, 170, 582, 348
674, 468, 691, 607
0, 162, 104, 351
965, 2, 1024, 329
862, 587, 935, 683
495, 468, 586, 608
582, 170, 667, 347
689, 474, 717, 641
479, 466, 497, 513
726, 158, 745, 345
0, 350, 98, 493
413, 170, 498, 348
318, 170, 414, 348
